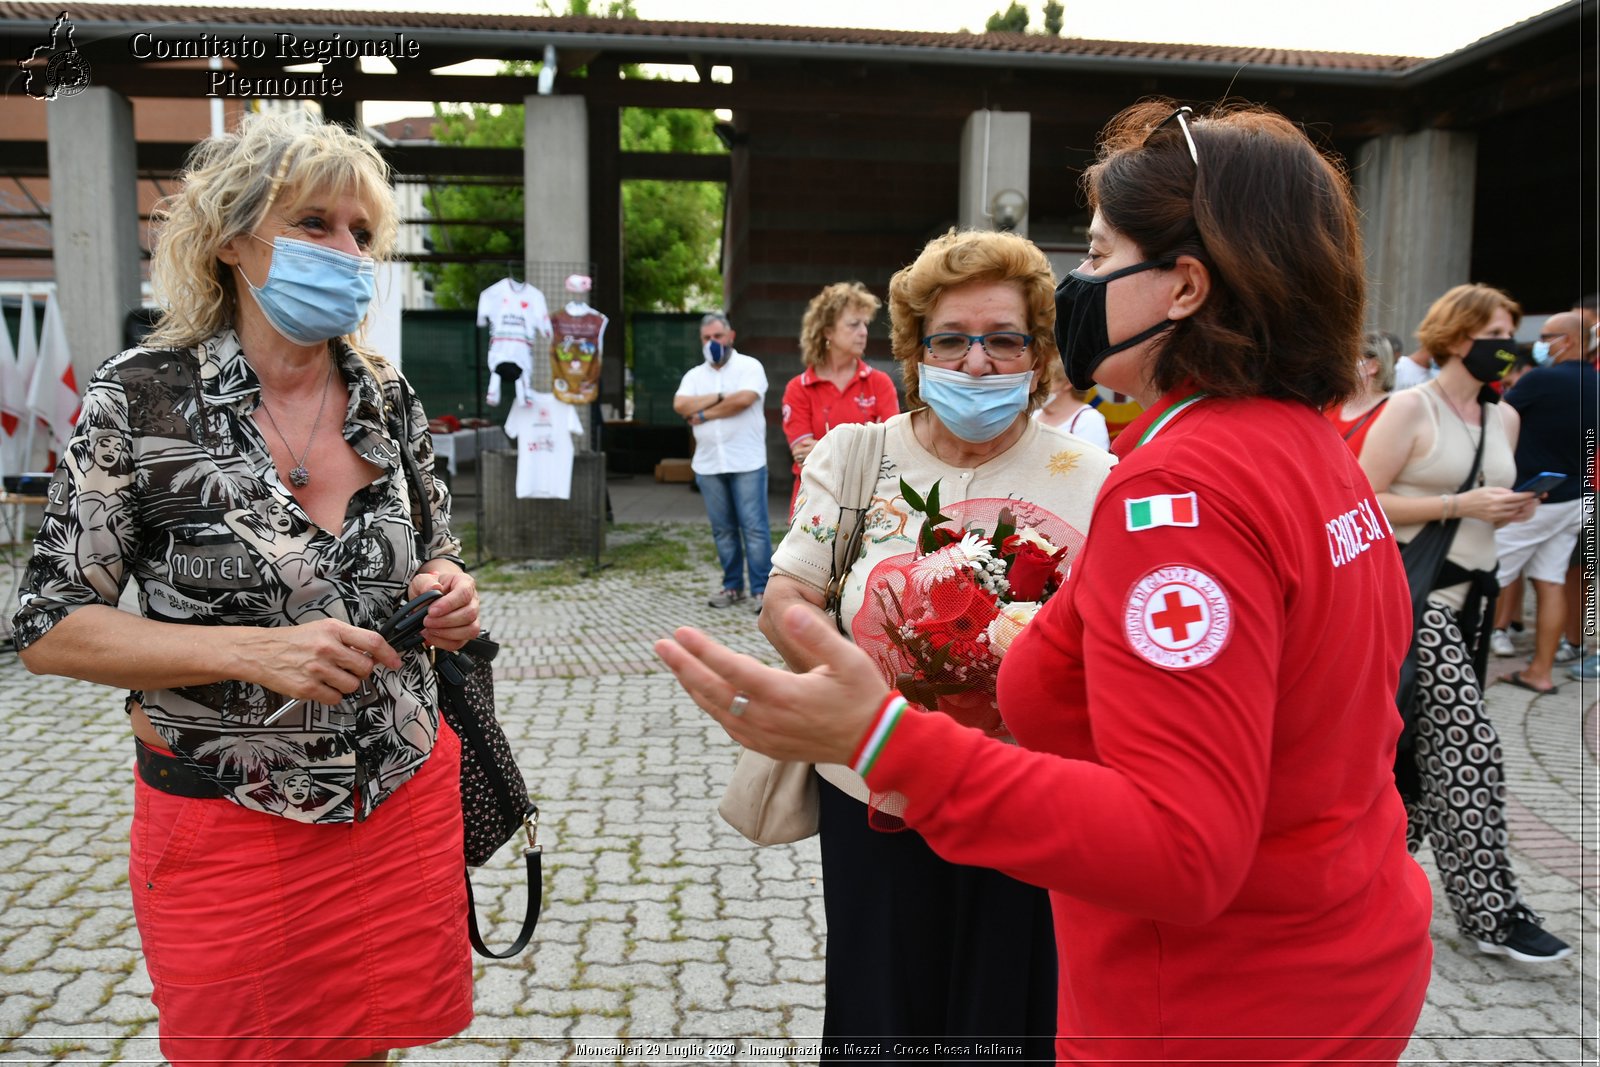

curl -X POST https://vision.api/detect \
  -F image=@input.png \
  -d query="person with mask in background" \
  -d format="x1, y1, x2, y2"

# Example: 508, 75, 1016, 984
1485, 312, 1598, 686
675, 313, 773, 613
1362, 283, 1572, 963
757, 228, 1115, 1061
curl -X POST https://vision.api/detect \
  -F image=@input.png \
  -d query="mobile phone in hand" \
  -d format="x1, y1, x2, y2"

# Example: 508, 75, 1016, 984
1513, 471, 1567, 495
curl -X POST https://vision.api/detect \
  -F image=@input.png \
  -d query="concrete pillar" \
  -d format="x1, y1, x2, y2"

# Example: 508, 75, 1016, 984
46, 86, 141, 386
1355, 128, 1477, 344
486, 93, 606, 558
523, 94, 589, 434
959, 110, 1031, 236
525, 95, 589, 264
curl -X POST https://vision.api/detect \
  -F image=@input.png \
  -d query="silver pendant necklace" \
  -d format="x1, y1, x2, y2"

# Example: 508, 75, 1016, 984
258, 361, 335, 488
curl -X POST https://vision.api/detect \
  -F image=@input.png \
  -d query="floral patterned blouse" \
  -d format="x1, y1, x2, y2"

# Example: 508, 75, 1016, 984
12, 331, 462, 824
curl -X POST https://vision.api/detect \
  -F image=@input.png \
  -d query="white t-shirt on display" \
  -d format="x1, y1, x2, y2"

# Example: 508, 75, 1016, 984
477, 279, 553, 405
503, 390, 584, 499
676, 351, 769, 475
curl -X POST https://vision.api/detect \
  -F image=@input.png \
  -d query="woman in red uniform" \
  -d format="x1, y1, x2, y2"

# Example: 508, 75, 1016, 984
658, 101, 1433, 1064
781, 281, 900, 516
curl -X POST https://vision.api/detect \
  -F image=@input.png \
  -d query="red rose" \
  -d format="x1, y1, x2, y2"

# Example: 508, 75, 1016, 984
925, 525, 960, 549
1006, 540, 1067, 602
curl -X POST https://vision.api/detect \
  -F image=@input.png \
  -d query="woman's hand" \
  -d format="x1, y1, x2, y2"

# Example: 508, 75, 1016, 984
656, 604, 890, 765
791, 437, 816, 464
1457, 486, 1537, 526
411, 566, 481, 650
244, 619, 402, 707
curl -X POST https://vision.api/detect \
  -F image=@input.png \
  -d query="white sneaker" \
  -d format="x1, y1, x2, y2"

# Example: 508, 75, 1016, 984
1553, 638, 1582, 664
1490, 629, 1515, 657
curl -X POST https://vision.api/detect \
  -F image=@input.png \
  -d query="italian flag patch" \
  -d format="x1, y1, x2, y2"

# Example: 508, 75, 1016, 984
1125, 492, 1199, 531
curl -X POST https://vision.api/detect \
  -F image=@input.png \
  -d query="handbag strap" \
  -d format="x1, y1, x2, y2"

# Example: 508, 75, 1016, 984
1342, 397, 1388, 441
466, 853, 543, 959
391, 381, 543, 960
387, 377, 433, 555
434, 665, 543, 959
822, 422, 888, 633
1455, 389, 1492, 494
1409, 386, 1493, 542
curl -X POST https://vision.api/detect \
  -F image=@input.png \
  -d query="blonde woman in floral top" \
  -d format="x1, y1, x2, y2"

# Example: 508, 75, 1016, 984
759, 230, 1115, 1061
13, 113, 478, 1066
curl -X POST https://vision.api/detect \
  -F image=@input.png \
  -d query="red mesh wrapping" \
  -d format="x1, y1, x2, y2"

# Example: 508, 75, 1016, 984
851, 497, 1085, 830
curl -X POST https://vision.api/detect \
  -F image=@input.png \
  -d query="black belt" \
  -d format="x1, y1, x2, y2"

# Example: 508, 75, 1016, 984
135, 739, 225, 799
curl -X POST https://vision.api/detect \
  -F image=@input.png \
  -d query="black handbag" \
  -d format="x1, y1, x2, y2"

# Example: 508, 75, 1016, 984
392, 379, 542, 959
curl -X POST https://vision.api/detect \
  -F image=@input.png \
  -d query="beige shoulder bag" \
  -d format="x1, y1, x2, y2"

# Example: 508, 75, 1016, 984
717, 422, 887, 845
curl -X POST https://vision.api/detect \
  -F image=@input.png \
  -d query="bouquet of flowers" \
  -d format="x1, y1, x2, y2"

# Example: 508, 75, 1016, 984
853, 479, 1077, 743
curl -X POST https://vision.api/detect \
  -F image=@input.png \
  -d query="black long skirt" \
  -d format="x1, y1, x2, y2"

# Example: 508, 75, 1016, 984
817, 777, 1058, 1063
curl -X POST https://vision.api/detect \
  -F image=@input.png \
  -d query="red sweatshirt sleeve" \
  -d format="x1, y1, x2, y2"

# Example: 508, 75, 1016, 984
866, 469, 1281, 925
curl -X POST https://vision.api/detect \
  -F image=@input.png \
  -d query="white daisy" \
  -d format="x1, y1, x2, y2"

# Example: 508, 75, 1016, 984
909, 533, 994, 593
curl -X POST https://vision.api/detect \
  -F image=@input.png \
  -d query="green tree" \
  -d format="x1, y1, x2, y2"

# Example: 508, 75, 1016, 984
538, 0, 637, 17
417, 92, 529, 311
1043, 0, 1064, 35
620, 108, 724, 313
985, 1, 1030, 32
419, 0, 724, 322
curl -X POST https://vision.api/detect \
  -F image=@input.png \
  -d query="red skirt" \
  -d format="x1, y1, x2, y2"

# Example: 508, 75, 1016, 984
129, 721, 473, 1067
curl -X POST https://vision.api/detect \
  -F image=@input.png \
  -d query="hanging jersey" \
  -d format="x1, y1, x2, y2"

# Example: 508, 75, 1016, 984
503, 390, 583, 499
477, 280, 552, 405
549, 306, 608, 406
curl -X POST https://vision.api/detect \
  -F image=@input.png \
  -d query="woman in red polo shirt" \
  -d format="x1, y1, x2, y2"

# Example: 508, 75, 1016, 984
781, 281, 900, 516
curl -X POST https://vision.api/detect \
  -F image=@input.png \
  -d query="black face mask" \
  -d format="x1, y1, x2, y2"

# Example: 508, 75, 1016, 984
1460, 337, 1518, 384
1054, 258, 1176, 390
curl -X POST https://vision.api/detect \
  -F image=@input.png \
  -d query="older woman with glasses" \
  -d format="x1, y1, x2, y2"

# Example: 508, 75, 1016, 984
1325, 330, 1400, 455
755, 229, 1115, 1060
662, 102, 1434, 1064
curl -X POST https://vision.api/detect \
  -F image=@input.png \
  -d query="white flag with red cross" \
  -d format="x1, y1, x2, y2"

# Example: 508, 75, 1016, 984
27, 292, 80, 451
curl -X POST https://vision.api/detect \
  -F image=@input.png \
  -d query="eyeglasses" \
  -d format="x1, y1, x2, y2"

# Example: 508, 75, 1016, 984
920, 332, 1033, 362
1147, 105, 1199, 169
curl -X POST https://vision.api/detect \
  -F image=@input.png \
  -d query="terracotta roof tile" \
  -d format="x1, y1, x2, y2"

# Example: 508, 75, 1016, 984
0, 2, 1423, 70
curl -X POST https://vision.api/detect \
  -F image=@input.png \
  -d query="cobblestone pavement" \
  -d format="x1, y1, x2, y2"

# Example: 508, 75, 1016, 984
0, 507, 1594, 1065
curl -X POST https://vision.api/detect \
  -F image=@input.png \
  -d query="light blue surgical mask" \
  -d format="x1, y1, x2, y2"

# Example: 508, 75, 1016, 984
240, 235, 376, 346
1531, 340, 1553, 365
918, 364, 1034, 443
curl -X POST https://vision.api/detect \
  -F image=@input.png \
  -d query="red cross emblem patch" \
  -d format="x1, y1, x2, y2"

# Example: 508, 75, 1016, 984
1123, 564, 1231, 670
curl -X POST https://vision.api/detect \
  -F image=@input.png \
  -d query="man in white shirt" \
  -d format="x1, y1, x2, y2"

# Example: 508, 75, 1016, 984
674, 313, 772, 613
1391, 345, 1436, 390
